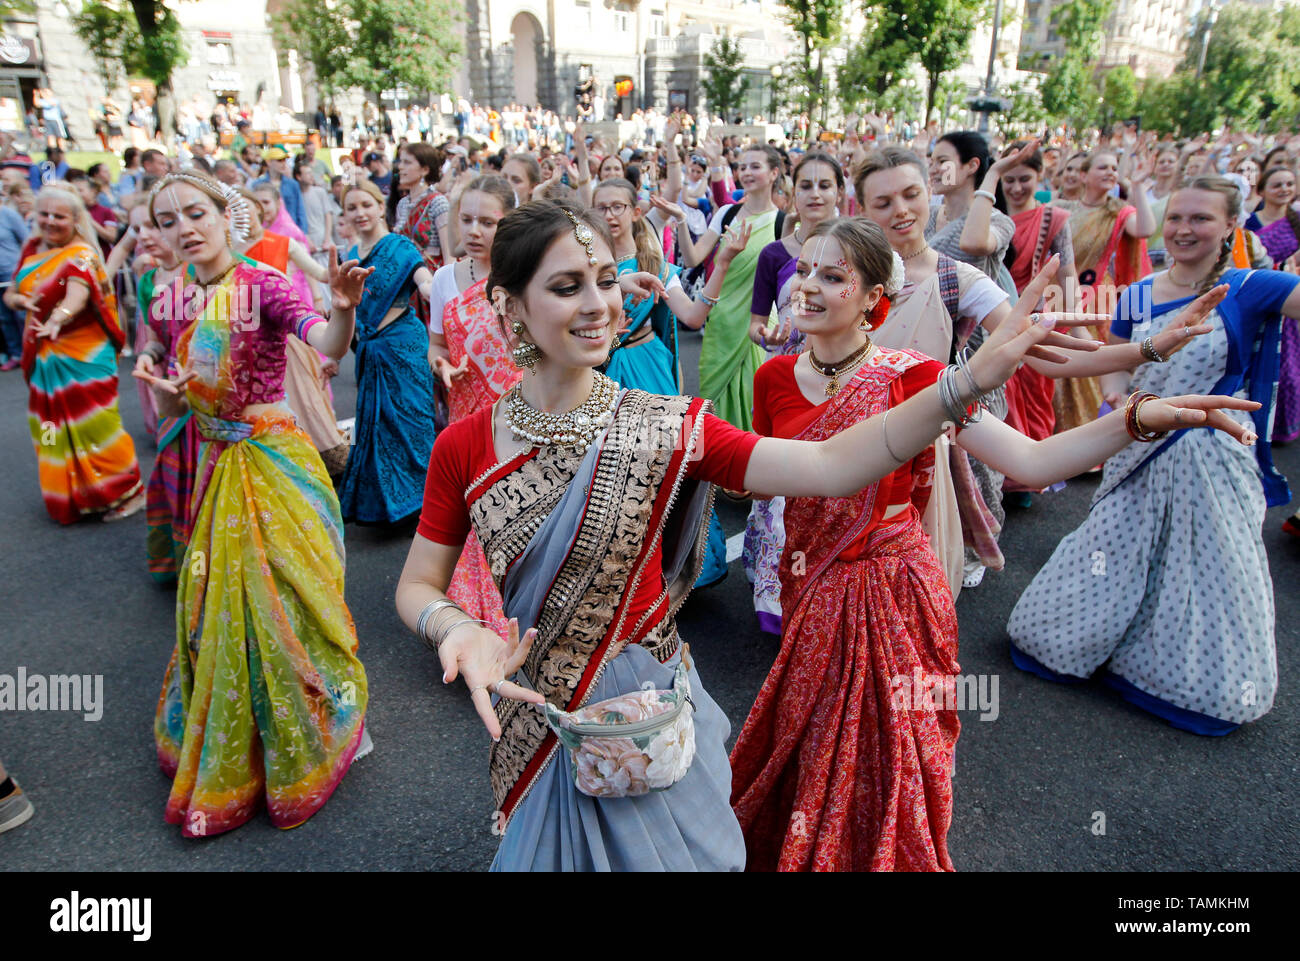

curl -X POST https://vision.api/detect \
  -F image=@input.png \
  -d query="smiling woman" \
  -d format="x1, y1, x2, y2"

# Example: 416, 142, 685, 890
392, 199, 1246, 872
4, 183, 143, 524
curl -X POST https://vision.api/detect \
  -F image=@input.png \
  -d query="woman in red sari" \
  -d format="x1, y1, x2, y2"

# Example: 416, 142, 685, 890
997, 142, 1078, 504
729, 218, 1251, 871
5, 183, 142, 523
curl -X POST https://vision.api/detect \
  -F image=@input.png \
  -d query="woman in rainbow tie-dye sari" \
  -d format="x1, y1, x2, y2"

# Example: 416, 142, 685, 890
5, 184, 142, 524
138, 171, 374, 838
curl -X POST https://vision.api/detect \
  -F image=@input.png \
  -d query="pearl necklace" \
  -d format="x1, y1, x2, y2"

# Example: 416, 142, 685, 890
504, 372, 618, 449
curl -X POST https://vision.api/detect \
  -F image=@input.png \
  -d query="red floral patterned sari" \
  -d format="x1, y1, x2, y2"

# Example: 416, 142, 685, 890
730, 349, 959, 871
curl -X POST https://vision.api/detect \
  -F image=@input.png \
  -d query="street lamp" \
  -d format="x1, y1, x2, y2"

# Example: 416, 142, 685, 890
769, 64, 782, 122
1196, 1, 1222, 81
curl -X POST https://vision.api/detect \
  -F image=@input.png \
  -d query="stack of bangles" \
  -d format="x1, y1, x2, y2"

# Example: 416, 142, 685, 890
1124, 390, 1168, 442
698, 291, 719, 307
415, 598, 483, 652
937, 348, 990, 428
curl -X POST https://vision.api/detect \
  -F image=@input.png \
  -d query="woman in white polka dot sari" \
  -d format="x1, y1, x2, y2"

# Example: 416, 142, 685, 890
1009, 178, 1300, 734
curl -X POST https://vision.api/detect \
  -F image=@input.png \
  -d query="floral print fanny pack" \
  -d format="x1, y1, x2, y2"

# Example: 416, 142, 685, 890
543, 646, 697, 799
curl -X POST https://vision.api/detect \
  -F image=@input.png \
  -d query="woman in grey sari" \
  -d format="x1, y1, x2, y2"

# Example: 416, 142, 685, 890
393, 200, 1242, 870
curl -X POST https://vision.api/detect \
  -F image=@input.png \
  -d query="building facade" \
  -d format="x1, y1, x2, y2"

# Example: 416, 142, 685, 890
1019, 0, 1192, 78
2, 0, 288, 146
459, 0, 791, 118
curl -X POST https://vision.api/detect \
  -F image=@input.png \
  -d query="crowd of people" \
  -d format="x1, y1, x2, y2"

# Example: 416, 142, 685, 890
0, 99, 1297, 874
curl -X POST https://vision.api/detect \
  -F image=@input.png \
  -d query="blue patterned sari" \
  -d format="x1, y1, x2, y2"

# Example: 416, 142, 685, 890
339, 233, 438, 523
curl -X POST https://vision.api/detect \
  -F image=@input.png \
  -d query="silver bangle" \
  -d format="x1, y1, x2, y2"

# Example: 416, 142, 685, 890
881, 408, 906, 463
973, 189, 997, 203
435, 617, 481, 649
416, 599, 463, 650
1140, 336, 1168, 363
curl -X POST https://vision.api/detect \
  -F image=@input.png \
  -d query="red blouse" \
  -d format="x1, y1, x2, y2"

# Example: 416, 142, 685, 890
753, 352, 951, 512
418, 399, 759, 631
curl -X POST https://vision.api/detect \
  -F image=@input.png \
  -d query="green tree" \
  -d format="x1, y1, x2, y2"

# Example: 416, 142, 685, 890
126, 1, 190, 139
1179, 3, 1300, 131
272, 1, 352, 102
779, 0, 845, 125
836, 4, 916, 115
915, 0, 984, 124
996, 77, 1048, 138
71, 1, 139, 94
1039, 0, 1112, 126
701, 36, 751, 121
339, 0, 464, 109
1098, 64, 1138, 127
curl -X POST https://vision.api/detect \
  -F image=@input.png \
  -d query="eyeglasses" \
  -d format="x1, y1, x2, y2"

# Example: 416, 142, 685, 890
595, 202, 629, 217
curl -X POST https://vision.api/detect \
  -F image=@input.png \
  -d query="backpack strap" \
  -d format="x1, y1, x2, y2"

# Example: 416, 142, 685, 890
937, 254, 960, 325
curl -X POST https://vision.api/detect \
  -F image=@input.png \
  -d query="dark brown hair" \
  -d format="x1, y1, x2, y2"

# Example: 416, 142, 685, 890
486, 199, 615, 308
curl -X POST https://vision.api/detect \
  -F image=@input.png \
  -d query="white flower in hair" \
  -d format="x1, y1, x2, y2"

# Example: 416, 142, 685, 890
887, 250, 906, 295
218, 183, 254, 244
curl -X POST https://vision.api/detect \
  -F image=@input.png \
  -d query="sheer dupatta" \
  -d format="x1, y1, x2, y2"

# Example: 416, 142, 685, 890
470, 391, 716, 826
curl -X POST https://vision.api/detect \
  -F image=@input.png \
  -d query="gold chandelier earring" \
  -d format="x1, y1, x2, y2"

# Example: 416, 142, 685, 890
511, 319, 542, 372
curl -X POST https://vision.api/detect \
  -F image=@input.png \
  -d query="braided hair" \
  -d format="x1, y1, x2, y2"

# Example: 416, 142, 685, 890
1178, 176, 1243, 293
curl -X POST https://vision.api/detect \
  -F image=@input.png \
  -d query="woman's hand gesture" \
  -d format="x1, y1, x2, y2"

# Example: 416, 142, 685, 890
1134, 394, 1262, 444
326, 243, 373, 310
648, 192, 686, 224
1150, 283, 1225, 358
968, 255, 1107, 388
715, 220, 752, 268
433, 353, 469, 390
992, 138, 1040, 177
619, 270, 667, 304
132, 364, 197, 396
439, 616, 546, 740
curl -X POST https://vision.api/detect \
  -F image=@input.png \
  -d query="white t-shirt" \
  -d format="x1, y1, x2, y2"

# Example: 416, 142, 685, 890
428, 262, 461, 334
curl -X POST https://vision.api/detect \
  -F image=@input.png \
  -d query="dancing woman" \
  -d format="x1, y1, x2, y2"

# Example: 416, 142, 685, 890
728, 217, 1254, 871
741, 150, 843, 632
928, 131, 1016, 290
236, 186, 349, 475
111, 202, 196, 579
1010, 177, 1298, 735
674, 142, 786, 431
594, 176, 747, 588
427, 174, 519, 638
394, 142, 452, 275
138, 172, 373, 836
996, 143, 1077, 499
394, 200, 1247, 871
1244, 166, 1300, 443
339, 179, 439, 523
5, 183, 142, 523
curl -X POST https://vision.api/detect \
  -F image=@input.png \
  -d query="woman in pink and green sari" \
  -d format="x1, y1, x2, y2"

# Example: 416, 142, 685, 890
139, 172, 374, 837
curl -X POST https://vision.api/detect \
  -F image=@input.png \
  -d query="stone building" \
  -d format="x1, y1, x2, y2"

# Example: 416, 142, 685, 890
459, 0, 791, 117
1019, 0, 1192, 78
1, 0, 287, 146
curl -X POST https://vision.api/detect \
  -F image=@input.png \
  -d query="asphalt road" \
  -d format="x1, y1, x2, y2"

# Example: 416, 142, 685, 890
3, 325, 1297, 871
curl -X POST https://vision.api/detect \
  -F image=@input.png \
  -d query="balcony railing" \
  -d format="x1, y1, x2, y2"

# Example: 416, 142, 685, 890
644, 33, 787, 63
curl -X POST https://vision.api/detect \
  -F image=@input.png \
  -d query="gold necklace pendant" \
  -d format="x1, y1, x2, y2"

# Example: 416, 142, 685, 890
824, 376, 840, 397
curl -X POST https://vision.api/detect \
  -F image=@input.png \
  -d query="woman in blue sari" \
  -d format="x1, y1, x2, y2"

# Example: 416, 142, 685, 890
339, 180, 438, 523
1009, 177, 1299, 735
593, 178, 750, 586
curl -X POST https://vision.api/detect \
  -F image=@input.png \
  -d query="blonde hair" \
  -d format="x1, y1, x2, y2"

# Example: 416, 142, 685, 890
1177, 175, 1245, 293
595, 177, 661, 276
344, 179, 386, 208
37, 183, 102, 260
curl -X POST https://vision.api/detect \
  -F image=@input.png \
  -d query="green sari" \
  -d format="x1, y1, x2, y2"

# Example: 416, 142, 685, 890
698, 208, 776, 431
